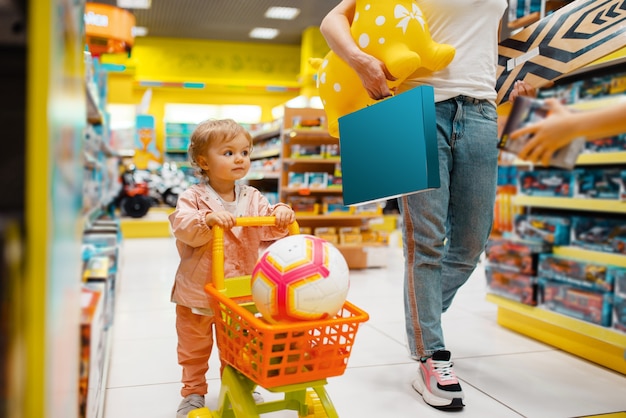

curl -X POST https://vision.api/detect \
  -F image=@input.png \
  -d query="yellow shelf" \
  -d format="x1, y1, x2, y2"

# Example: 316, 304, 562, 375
512, 195, 626, 213
486, 294, 626, 374
576, 151, 626, 165
553, 246, 626, 267
119, 207, 174, 238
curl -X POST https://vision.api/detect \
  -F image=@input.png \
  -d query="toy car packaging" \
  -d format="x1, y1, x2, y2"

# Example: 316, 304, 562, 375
538, 278, 612, 327
574, 168, 623, 200
517, 169, 577, 197
486, 238, 551, 275
485, 264, 537, 306
537, 254, 615, 293
570, 216, 626, 254
514, 214, 571, 245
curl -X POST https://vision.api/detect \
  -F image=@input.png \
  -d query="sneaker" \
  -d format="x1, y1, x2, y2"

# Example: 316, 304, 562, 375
412, 350, 465, 410
177, 394, 206, 418
252, 391, 264, 404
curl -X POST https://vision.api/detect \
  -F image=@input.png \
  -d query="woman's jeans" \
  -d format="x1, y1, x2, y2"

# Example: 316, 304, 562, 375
399, 95, 499, 359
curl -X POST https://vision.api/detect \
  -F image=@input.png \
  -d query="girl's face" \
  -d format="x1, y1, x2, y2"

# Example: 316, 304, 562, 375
197, 133, 251, 184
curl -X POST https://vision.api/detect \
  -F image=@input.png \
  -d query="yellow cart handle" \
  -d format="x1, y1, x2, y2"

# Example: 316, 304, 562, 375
211, 216, 300, 292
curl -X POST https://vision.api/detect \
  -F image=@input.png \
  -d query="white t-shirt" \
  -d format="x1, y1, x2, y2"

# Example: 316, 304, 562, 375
400, 0, 508, 104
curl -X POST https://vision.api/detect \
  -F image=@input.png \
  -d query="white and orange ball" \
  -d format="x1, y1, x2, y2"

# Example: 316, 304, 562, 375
251, 235, 350, 323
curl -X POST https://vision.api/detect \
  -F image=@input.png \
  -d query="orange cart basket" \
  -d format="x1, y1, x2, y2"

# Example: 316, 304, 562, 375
205, 216, 369, 389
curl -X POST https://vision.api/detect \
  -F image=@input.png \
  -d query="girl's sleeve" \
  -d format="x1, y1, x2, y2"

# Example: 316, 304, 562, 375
169, 190, 214, 247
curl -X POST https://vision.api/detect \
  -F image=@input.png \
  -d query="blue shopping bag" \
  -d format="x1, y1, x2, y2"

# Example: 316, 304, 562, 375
338, 85, 440, 206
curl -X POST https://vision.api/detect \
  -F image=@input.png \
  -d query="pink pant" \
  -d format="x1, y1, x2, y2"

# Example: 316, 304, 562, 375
176, 304, 219, 397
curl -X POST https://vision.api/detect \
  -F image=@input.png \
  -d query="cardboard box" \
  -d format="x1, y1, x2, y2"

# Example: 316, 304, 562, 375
338, 245, 388, 269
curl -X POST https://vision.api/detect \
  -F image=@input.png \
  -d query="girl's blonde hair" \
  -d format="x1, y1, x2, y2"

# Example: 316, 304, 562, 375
187, 118, 253, 181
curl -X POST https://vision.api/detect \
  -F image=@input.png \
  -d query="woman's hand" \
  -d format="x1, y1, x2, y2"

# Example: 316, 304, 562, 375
510, 99, 579, 165
508, 80, 537, 102
351, 53, 397, 100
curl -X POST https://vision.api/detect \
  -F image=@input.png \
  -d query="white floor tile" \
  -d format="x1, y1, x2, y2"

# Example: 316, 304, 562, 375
456, 350, 626, 417
103, 237, 626, 418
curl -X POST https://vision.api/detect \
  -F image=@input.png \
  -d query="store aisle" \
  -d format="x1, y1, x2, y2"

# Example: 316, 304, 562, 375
104, 236, 626, 418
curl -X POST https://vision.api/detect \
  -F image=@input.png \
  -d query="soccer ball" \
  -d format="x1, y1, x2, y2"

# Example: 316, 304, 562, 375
251, 234, 350, 323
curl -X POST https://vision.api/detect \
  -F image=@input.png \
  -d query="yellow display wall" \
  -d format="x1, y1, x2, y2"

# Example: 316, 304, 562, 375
104, 32, 331, 155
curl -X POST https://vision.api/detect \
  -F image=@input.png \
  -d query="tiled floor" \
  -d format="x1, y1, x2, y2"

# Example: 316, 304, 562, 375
104, 236, 626, 418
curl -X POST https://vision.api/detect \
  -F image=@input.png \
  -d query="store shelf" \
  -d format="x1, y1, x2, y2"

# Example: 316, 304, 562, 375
251, 149, 280, 159
512, 195, 626, 213
285, 128, 336, 142
245, 172, 280, 180
283, 157, 340, 165
486, 293, 626, 374
282, 187, 343, 195
119, 207, 174, 238
576, 151, 626, 166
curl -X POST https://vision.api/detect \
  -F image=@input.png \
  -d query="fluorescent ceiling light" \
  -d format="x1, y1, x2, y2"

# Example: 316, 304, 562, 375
265, 6, 300, 20
117, 0, 151, 9
249, 27, 279, 39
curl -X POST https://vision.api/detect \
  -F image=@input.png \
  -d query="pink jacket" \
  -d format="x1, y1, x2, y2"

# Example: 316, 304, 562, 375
169, 183, 290, 309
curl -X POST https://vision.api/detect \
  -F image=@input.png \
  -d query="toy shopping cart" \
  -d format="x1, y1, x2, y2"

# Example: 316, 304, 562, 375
190, 217, 369, 418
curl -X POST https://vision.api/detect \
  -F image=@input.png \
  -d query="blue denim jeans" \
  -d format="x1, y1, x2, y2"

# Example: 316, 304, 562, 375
399, 95, 499, 359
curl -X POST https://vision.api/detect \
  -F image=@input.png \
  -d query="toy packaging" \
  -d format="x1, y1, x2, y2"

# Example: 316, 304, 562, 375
514, 213, 571, 245
574, 168, 623, 200
517, 169, 577, 197
307, 172, 329, 189
485, 264, 537, 306
322, 196, 353, 215
612, 294, 626, 333
287, 196, 318, 215
498, 96, 585, 169
485, 238, 551, 275
287, 172, 307, 189
496, 0, 626, 105
538, 278, 612, 327
614, 268, 626, 298
584, 133, 626, 153
537, 254, 615, 293
291, 144, 323, 159
570, 216, 626, 254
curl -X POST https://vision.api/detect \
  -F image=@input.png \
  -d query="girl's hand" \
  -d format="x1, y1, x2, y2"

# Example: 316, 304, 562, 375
272, 206, 296, 230
205, 211, 236, 229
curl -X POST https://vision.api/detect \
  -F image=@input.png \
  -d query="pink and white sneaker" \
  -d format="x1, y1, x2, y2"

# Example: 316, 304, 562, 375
412, 350, 465, 410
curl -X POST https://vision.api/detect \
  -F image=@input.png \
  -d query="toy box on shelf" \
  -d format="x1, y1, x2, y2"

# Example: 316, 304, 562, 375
485, 238, 551, 275
537, 253, 623, 293
538, 277, 612, 327
485, 264, 538, 306
570, 215, 626, 255
517, 167, 626, 200
484, 237, 551, 306
514, 213, 571, 245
